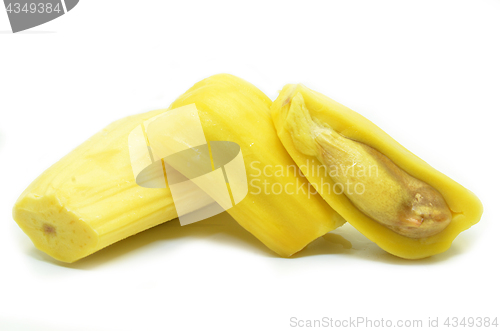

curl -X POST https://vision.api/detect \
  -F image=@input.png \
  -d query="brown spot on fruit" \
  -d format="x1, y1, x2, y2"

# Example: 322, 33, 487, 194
43, 223, 56, 236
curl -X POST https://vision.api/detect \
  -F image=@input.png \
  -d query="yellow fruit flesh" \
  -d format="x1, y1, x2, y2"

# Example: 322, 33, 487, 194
12, 108, 205, 262
286, 95, 452, 238
159, 74, 345, 257
271, 84, 483, 259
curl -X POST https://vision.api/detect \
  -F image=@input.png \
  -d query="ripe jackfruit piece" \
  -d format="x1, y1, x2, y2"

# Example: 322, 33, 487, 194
153, 74, 345, 257
12, 107, 215, 263
13, 74, 344, 263
271, 84, 482, 259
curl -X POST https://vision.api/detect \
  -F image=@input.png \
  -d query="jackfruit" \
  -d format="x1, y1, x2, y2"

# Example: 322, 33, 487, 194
156, 74, 345, 257
271, 84, 482, 259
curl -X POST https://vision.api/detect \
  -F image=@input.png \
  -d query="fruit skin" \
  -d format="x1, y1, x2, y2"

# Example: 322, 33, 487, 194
271, 84, 483, 259
13, 74, 344, 263
158, 74, 345, 257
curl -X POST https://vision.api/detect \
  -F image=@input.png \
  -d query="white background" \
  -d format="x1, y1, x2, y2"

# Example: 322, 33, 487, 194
1, 1, 499, 330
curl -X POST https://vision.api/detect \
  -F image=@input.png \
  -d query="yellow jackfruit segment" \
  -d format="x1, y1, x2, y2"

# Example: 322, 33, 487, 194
271, 84, 483, 259
158, 74, 345, 257
12, 107, 200, 263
